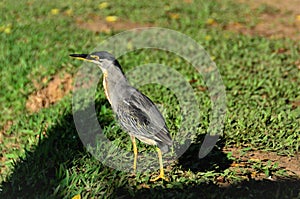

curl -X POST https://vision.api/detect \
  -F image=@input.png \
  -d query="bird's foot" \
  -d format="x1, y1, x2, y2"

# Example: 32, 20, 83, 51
129, 169, 136, 177
150, 174, 169, 182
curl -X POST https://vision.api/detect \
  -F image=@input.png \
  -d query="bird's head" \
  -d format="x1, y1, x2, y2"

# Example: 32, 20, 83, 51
70, 51, 123, 73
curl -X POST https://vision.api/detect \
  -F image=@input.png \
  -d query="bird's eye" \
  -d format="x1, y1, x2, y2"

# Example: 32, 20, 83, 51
90, 55, 100, 60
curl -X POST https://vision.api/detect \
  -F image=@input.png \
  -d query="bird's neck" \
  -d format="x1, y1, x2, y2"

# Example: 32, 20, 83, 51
102, 68, 129, 105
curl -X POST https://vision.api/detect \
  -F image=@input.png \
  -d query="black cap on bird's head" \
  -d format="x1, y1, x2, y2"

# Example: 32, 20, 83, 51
70, 51, 116, 63
70, 51, 123, 73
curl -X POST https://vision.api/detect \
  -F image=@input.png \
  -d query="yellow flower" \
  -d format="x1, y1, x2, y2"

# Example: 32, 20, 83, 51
105, 16, 118, 22
205, 35, 212, 41
98, 2, 109, 9
0, 24, 12, 34
296, 15, 300, 21
4, 27, 11, 34
169, 13, 180, 19
206, 18, 215, 25
72, 194, 81, 199
50, 8, 60, 15
65, 9, 73, 16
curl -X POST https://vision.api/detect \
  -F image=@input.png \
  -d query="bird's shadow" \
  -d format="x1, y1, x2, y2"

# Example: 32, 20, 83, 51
177, 136, 232, 173
0, 112, 86, 198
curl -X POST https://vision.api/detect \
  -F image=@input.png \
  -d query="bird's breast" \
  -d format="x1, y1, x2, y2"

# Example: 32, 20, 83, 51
103, 75, 112, 105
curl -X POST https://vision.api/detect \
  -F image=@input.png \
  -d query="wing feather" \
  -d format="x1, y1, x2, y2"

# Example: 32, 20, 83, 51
116, 88, 172, 147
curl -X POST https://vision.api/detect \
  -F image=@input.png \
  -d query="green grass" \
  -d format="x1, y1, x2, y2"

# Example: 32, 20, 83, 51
0, 0, 299, 198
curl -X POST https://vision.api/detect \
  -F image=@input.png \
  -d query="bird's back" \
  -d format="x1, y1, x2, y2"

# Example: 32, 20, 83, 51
115, 86, 172, 152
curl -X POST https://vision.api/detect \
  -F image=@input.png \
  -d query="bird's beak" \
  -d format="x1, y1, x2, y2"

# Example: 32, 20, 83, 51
69, 54, 89, 61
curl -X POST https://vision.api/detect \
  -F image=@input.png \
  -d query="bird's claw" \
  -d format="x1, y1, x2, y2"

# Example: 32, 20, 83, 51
150, 174, 169, 182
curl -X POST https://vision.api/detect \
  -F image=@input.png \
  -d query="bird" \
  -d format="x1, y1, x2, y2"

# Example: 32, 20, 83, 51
70, 51, 172, 181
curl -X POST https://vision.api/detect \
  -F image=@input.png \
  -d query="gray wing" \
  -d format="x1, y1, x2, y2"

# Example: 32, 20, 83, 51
116, 87, 172, 147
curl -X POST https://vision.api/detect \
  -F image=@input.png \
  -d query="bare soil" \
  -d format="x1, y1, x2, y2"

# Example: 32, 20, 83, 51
223, 147, 300, 178
76, 14, 153, 33
225, 0, 300, 40
26, 72, 73, 112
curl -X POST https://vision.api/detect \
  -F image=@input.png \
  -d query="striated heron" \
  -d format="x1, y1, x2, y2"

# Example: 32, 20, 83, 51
70, 51, 172, 181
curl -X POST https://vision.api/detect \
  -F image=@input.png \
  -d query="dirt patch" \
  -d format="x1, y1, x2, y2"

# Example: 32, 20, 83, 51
223, 147, 300, 178
292, 100, 300, 109
224, 0, 300, 40
0, 121, 13, 139
239, 0, 300, 14
76, 15, 153, 33
26, 72, 73, 112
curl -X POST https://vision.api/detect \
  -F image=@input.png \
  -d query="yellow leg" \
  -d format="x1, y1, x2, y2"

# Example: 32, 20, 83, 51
130, 135, 137, 173
150, 147, 168, 181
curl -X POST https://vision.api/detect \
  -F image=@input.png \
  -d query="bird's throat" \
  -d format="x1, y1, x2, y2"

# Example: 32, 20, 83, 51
103, 72, 112, 105
102, 68, 128, 106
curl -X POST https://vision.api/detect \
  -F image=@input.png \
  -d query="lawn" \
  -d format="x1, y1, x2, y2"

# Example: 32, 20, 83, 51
0, 0, 299, 198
